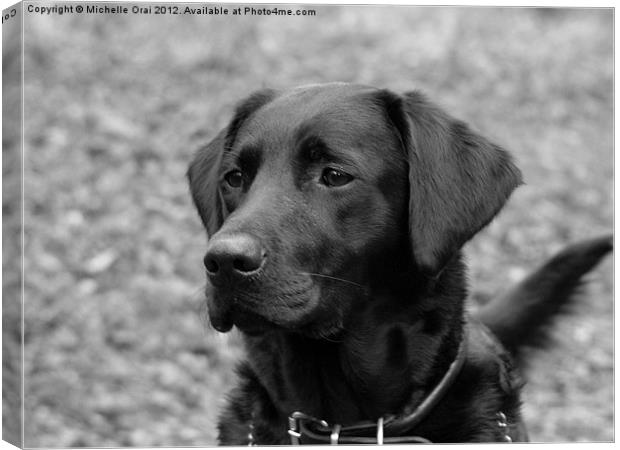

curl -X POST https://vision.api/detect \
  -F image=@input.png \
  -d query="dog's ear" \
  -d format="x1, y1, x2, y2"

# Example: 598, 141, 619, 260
187, 128, 227, 235
187, 89, 277, 236
379, 89, 522, 277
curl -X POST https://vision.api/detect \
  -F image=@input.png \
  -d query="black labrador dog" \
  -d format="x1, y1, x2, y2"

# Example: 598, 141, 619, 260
187, 83, 611, 444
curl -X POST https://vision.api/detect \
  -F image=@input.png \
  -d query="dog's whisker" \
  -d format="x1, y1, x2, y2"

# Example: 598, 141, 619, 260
301, 272, 365, 289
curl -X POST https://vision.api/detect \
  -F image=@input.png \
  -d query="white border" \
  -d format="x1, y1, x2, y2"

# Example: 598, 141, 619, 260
0, 1, 615, 450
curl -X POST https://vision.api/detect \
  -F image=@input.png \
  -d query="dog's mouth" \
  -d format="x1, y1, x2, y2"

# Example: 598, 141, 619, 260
206, 281, 330, 335
209, 301, 310, 335
206, 292, 268, 334
217, 308, 275, 335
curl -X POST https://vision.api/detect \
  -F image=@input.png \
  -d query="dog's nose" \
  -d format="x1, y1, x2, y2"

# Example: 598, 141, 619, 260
204, 234, 265, 278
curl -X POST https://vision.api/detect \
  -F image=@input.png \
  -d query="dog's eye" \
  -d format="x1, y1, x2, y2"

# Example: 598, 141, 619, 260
224, 170, 244, 188
321, 168, 353, 187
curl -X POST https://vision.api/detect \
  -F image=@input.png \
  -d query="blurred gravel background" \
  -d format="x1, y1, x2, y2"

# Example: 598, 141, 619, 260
2, 4, 613, 446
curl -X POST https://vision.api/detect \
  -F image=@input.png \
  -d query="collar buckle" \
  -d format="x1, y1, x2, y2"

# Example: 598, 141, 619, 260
288, 412, 329, 445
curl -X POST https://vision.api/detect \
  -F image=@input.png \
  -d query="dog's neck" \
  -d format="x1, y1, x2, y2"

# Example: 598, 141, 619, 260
242, 256, 467, 426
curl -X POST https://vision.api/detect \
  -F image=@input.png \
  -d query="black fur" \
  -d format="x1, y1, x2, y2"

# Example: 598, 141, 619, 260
187, 83, 611, 444
475, 235, 613, 355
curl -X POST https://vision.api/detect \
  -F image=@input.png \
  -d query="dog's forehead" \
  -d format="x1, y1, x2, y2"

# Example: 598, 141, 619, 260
239, 84, 391, 146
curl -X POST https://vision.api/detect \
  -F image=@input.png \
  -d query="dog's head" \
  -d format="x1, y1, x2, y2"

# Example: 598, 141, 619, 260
188, 83, 521, 336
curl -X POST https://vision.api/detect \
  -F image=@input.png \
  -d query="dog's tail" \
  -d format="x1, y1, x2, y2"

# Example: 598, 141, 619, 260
474, 235, 612, 355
